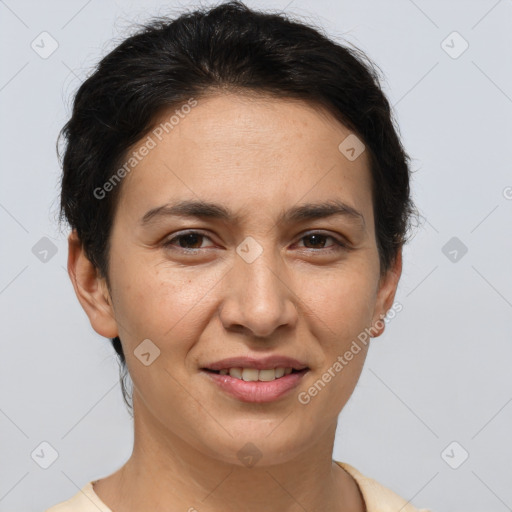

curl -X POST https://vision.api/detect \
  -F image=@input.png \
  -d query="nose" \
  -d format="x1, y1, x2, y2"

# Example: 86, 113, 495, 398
218, 243, 298, 339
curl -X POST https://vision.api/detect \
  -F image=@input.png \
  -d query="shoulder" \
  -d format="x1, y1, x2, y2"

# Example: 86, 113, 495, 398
44, 481, 112, 512
335, 461, 433, 512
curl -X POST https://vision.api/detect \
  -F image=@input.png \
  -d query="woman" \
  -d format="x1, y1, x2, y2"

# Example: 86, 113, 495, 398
47, 1, 430, 510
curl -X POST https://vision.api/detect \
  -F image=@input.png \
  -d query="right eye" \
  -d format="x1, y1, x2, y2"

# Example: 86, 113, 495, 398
163, 231, 215, 251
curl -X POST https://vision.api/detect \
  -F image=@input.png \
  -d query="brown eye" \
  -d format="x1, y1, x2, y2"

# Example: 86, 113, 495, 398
297, 233, 346, 251
164, 231, 213, 250
301, 234, 331, 249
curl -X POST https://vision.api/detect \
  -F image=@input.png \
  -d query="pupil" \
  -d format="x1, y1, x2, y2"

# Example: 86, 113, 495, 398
306, 234, 324, 248
180, 233, 201, 248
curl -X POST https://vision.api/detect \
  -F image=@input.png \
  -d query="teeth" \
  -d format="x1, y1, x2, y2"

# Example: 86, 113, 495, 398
258, 369, 277, 381
229, 368, 242, 379
242, 368, 259, 381
218, 367, 296, 381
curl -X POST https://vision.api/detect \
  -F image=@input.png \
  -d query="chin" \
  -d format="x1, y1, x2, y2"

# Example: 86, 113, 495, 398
198, 424, 314, 467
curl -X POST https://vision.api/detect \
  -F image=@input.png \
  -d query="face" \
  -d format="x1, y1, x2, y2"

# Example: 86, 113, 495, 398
70, 92, 401, 466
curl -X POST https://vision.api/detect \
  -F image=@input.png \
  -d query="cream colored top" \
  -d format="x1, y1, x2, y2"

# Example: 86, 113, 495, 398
45, 461, 432, 512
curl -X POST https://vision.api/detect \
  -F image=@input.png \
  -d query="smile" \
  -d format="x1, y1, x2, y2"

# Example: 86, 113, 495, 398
206, 367, 297, 381
201, 368, 309, 403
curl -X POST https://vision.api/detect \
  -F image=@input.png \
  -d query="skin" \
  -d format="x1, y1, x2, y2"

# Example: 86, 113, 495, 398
68, 92, 402, 512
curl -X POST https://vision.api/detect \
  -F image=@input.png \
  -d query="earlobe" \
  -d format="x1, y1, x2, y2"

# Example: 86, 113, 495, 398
67, 230, 119, 339
370, 248, 403, 338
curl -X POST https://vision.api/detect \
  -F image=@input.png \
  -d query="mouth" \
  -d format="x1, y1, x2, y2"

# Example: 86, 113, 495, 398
202, 367, 308, 381
200, 367, 310, 403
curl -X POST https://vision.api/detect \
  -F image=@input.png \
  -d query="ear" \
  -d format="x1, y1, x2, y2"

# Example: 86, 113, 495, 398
67, 230, 119, 339
369, 247, 402, 338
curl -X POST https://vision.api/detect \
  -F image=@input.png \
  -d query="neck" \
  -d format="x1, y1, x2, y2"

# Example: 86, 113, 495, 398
94, 396, 365, 512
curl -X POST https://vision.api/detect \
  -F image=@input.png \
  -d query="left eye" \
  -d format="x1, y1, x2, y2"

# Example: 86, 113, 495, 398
295, 233, 344, 251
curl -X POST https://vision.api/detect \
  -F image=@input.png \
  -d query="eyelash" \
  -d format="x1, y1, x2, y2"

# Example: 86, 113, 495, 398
162, 230, 349, 254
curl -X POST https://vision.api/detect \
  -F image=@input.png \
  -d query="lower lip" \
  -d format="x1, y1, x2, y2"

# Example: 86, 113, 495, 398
201, 370, 308, 403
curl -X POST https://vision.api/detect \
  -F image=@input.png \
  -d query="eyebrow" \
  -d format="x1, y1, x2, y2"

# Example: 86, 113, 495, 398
140, 199, 366, 229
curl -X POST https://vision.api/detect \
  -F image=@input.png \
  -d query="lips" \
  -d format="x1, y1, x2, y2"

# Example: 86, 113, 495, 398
202, 367, 308, 403
200, 355, 309, 403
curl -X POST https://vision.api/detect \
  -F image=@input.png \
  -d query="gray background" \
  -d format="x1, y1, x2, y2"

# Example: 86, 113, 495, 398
1, 0, 511, 510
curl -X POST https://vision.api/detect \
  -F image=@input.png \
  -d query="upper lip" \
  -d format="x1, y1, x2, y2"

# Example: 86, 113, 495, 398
202, 356, 309, 371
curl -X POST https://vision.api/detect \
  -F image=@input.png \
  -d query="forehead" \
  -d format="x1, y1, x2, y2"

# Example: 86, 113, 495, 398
116, 92, 373, 225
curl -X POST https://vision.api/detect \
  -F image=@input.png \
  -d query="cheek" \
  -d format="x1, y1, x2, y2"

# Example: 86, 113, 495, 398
112, 245, 379, 351
110, 253, 227, 350
295, 270, 375, 418
296, 262, 378, 341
